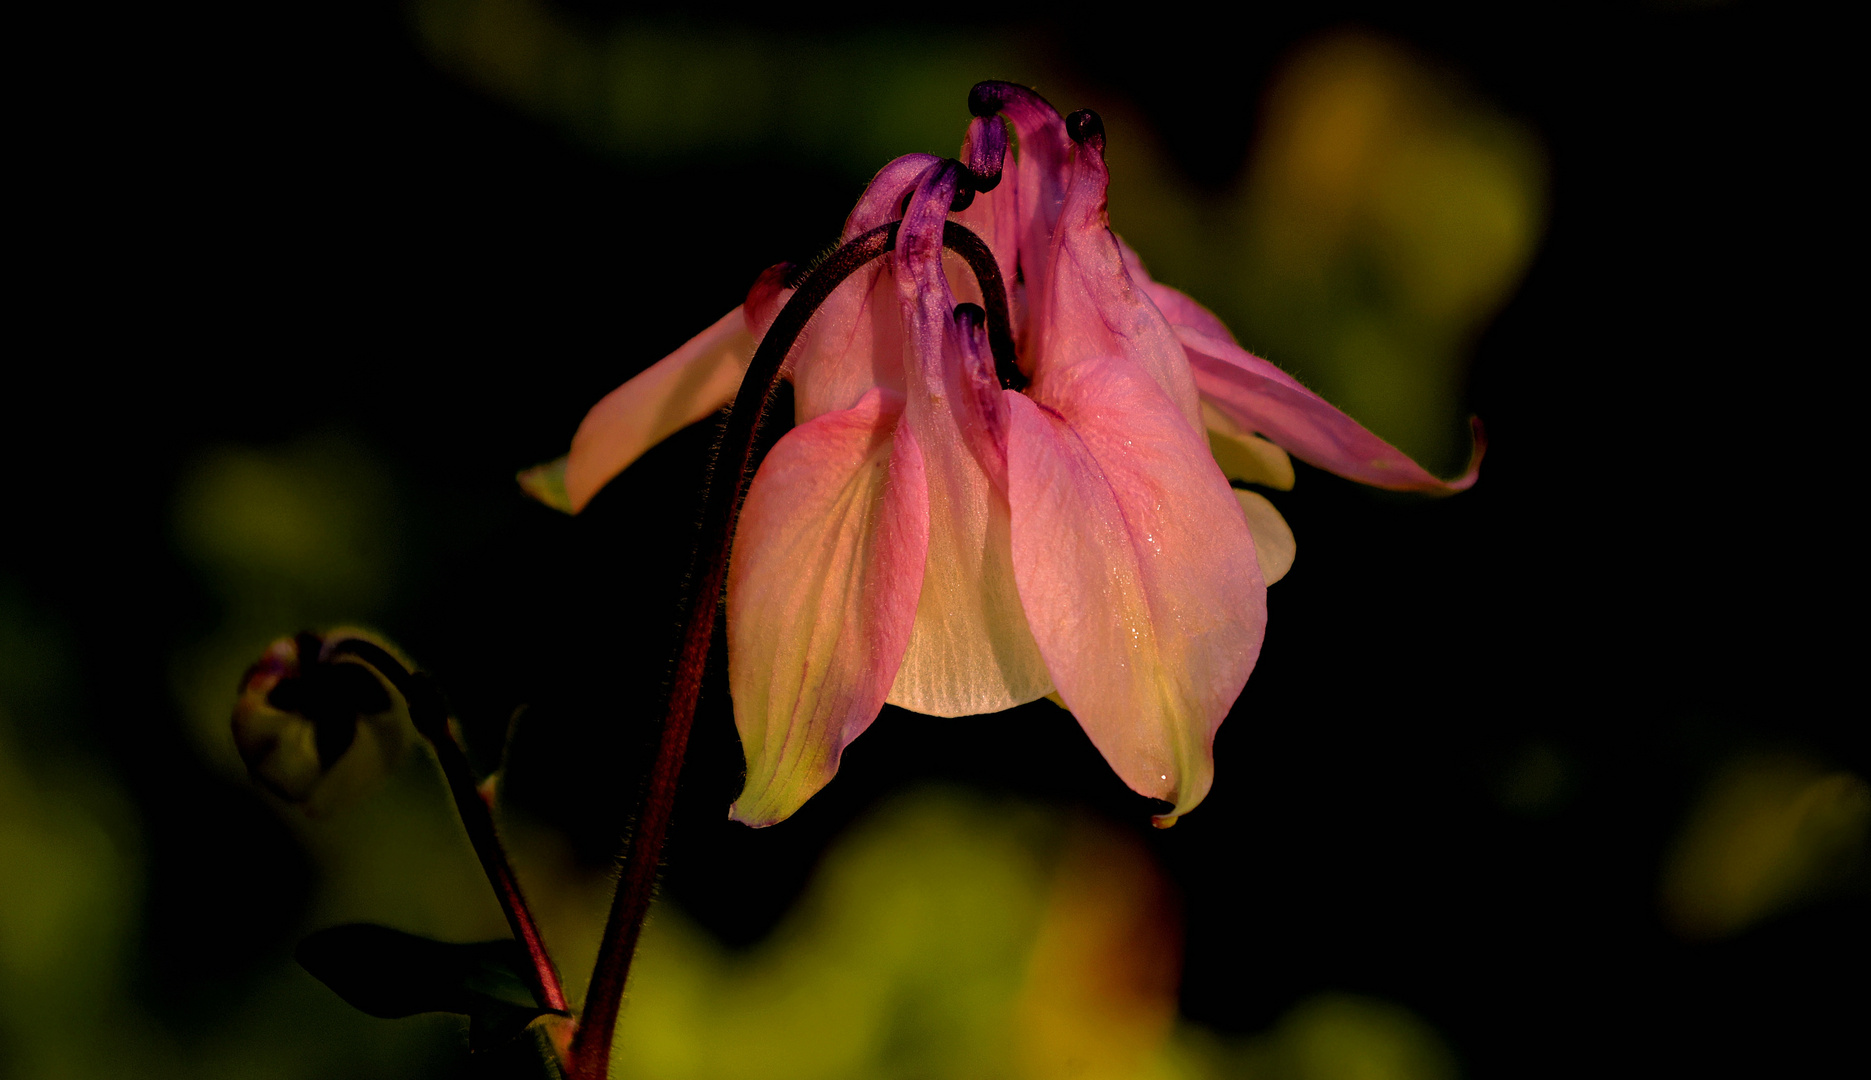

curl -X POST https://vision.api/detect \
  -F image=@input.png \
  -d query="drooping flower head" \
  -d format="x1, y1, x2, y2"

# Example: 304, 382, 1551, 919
522, 82, 1479, 828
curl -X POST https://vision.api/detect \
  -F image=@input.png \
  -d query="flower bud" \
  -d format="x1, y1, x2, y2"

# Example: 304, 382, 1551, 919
231, 629, 414, 817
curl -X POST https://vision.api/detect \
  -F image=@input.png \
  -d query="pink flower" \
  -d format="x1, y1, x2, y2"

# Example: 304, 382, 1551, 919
522, 83, 1478, 828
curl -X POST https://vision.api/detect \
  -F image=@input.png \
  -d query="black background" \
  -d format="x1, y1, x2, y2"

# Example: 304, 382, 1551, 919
9, 2, 1861, 1076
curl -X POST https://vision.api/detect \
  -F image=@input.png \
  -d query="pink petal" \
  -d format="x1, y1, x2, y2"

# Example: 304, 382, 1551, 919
1006, 352, 1265, 827
1178, 326, 1483, 493
944, 83, 1076, 371
791, 263, 910, 425
882, 162, 1053, 717
996, 86, 1076, 308
744, 262, 794, 341
843, 154, 940, 241
953, 124, 1023, 341
727, 388, 928, 827
1029, 126, 1204, 432
786, 155, 940, 423
560, 305, 756, 513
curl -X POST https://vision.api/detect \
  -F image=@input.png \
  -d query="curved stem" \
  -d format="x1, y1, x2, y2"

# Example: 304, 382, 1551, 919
325, 637, 570, 1016
568, 218, 1017, 1080
940, 221, 1025, 392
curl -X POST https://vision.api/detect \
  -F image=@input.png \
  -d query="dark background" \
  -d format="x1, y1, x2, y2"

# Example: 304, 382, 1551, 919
9, 1, 1860, 1076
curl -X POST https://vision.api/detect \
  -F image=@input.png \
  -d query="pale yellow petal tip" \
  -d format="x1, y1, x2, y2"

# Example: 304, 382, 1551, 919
517, 456, 574, 514
727, 800, 787, 829
728, 783, 802, 828
1207, 429, 1296, 491
1233, 489, 1297, 585
1151, 812, 1180, 829
1203, 402, 1296, 491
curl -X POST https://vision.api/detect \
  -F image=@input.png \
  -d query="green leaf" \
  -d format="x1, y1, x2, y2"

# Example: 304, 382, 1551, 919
297, 924, 566, 1051
516, 457, 574, 513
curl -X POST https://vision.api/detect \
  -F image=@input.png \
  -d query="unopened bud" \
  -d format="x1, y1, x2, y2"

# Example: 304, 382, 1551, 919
231, 629, 415, 817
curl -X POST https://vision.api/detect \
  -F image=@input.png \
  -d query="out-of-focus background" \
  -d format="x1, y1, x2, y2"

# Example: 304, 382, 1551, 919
4, 2, 1861, 1077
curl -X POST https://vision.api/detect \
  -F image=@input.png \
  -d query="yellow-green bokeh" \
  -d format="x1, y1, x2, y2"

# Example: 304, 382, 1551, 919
1661, 755, 1870, 939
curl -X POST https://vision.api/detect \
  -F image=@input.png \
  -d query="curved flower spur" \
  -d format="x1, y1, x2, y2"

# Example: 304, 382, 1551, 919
523, 82, 1480, 832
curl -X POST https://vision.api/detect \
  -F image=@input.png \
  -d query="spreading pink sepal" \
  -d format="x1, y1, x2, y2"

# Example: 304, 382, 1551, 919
727, 389, 929, 827
1006, 352, 1265, 828
558, 305, 757, 513
1178, 326, 1484, 494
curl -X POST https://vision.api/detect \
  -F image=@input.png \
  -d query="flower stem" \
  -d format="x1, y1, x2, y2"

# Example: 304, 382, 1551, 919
325, 637, 570, 1016
567, 214, 1017, 1080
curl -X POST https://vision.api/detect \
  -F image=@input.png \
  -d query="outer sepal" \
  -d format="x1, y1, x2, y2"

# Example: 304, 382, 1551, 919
1006, 352, 1264, 828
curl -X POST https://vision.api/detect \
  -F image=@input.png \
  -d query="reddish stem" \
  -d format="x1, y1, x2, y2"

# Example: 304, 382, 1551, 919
427, 717, 571, 1015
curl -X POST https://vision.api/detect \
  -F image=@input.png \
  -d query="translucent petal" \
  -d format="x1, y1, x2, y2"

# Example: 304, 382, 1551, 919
728, 390, 928, 826
558, 306, 756, 512
1006, 352, 1264, 826
884, 161, 1052, 717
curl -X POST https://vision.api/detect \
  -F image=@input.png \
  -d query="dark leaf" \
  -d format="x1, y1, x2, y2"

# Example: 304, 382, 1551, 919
296, 924, 566, 1050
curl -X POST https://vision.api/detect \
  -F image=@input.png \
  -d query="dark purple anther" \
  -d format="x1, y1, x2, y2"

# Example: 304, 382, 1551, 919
1066, 109, 1105, 145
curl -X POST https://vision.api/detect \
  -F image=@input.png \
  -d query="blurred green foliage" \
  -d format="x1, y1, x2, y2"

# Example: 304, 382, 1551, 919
414, 0, 1028, 176
1660, 756, 1871, 939
0, 715, 145, 1076
0, 609, 466, 1078
170, 434, 402, 778
587, 789, 1464, 1080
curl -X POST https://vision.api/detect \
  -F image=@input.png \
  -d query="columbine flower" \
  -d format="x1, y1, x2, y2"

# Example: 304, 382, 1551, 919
521, 83, 1477, 827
